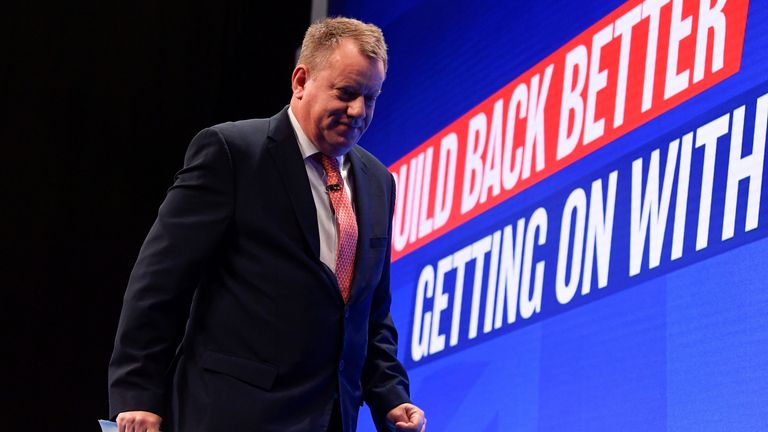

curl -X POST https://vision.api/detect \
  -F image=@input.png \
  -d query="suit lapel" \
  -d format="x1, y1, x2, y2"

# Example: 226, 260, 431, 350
266, 108, 321, 259
348, 146, 372, 304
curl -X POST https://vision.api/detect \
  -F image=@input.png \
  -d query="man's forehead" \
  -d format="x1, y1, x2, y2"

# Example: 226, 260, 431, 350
326, 60, 384, 88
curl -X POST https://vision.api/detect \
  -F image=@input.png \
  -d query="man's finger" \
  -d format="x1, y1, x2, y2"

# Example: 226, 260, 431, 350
395, 420, 422, 432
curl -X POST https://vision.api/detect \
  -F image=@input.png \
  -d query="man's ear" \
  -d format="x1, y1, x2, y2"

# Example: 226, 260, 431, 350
291, 65, 309, 99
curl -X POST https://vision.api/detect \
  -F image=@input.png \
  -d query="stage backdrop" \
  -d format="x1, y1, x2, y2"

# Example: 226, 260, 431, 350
329, 0, 768, 430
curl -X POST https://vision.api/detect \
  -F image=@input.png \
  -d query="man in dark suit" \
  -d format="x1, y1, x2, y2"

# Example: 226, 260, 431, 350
108, 17, 426, 432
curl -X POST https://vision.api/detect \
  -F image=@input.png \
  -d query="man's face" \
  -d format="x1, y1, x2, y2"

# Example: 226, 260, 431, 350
292, 39, 386, 157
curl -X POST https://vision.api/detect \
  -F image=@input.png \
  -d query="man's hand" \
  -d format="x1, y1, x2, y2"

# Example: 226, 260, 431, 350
116, 411, 162, 432
386, 403, 427, 432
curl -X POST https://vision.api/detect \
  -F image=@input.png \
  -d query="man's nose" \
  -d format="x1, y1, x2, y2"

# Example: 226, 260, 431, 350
347, 96, 366, 119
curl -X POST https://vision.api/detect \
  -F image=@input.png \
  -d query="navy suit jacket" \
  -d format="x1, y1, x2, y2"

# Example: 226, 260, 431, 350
108, 107, 411, 432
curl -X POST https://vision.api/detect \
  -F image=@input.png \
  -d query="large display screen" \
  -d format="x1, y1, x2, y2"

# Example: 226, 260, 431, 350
329, 0, 768, 429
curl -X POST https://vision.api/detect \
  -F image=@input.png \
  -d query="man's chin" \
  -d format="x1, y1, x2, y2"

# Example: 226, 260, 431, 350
332, 135, 360, 151
319, 140, 355, 157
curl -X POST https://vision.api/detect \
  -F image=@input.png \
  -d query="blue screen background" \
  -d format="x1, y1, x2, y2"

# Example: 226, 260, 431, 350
329, 1, 768, 430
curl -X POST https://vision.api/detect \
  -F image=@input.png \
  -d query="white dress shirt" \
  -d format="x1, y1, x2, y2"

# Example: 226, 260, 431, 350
287, 107, 354, 273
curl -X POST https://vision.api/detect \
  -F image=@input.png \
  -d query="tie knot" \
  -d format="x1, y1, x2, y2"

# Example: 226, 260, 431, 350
314, 153, 340, 172
314, 153, 342, 187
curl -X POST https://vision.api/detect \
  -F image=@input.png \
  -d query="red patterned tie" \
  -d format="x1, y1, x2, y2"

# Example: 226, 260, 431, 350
316, 153, 358, 303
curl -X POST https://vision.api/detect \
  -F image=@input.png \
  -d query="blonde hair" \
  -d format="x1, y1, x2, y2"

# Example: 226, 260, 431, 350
298, 16, 388, 74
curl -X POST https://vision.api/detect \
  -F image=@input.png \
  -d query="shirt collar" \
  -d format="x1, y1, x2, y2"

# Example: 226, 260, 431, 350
287, 107, 345, 167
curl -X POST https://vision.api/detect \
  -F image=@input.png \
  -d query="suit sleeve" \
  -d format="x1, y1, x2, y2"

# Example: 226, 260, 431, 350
108, 127, 234, 419
361, 173, 412, 426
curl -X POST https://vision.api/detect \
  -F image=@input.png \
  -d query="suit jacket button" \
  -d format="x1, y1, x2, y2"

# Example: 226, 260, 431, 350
339, 360, 345, 371
344, 308, 350, 318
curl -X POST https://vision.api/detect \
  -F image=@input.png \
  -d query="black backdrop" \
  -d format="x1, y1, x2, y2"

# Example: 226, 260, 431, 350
5, 2, 311, 429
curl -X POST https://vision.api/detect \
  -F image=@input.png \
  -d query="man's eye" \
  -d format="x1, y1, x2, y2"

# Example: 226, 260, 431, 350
338, 89, 357, 101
